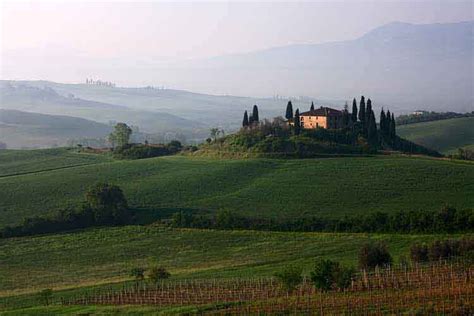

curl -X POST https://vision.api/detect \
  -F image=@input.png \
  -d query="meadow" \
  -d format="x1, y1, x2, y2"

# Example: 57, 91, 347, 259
398, 116, 474, 154
0, 150, 473, 227
0, 225, 451, 296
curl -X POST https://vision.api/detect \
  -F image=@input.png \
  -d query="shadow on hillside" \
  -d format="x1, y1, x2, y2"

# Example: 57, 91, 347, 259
132, 207, 210, 225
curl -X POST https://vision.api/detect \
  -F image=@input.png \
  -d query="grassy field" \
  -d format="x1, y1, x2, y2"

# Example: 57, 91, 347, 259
0, 226, 449, 296
398, 117, 474, 154
0, 148, 110, 177
0, 150, 473, 227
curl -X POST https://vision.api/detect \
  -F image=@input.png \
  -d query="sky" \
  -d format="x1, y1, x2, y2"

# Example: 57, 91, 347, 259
0, 0, 472, 89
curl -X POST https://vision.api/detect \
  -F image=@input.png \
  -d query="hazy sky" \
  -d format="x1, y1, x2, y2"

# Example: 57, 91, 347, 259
2, 0, 472, 60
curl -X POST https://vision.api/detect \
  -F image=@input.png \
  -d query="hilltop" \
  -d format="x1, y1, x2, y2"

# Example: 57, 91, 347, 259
398, 117, 474, 154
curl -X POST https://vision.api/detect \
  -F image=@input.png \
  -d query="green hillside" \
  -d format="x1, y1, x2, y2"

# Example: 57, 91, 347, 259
0, 226, 445, 296
0, 149, 472, 228
397, 117, 474, 154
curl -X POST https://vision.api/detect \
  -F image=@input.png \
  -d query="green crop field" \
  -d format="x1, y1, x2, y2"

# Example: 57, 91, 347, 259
0, 226, 447, 297
397, 117, 474, 154
0, 150, 473, 227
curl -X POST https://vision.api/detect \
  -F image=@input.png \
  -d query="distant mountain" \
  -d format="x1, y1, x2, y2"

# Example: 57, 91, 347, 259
173, 21, 472, 112
0, 109, 112, 149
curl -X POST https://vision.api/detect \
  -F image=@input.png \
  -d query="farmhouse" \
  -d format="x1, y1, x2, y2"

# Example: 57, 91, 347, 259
297, 106, 344, 129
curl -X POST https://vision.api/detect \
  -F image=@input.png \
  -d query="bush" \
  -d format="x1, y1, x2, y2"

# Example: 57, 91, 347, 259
38, 289, 53, 306
410, 243, 429, 263
310, 259, 354, 292
148, 267, 171, 283
130, 267, 145, 281
274, 266, 303, 293
358, 242, 392, 270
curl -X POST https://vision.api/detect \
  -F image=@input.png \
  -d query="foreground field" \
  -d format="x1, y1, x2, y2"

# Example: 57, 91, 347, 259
398, 116, 474, 154
0, 150, 473, 227
0, 226, 448, 297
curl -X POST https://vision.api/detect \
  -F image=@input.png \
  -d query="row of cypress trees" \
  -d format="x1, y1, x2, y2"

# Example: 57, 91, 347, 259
242, 105, 260, 127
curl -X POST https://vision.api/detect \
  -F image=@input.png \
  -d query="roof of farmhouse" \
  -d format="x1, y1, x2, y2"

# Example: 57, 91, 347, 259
300, 107, 343, 117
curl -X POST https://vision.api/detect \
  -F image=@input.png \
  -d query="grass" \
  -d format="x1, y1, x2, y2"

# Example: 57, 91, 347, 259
0, 148, 110, 177
0, 152, 473, 227
397, 117, 474, 154
0, 226, 451, 297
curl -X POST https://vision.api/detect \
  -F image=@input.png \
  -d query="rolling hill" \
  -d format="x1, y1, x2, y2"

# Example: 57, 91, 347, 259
0, 109, 114, 149
0, 149, 472, 228
397, 117, 474, 154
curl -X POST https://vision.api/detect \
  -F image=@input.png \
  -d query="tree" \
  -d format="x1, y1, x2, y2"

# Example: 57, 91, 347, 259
210, 128, 220, 142
130, 267, 145, 281
365, 98, 372, 123
274, 266, 303, 293
342, 102, 350, 128
390, 113, 396, 138
358, 96, 366, 125
351, 98, 358, 123
285, 101, 294, 120
367, 110, 377, 144
85, 183, 130, 225
149, 266, 171, 283
379, 108, 386, 135
358, 242, 392, 270
109, 123, 132, 148
242, 110, 249, 127
252, 104, 259, 123
310, 101, 315, 111
310, 259, 354, 292
293, 108, 301, 135
39, 289, 53, 306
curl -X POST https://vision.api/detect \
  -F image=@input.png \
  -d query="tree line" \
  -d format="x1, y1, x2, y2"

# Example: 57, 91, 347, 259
170, 206, 473, 234
396, 111, 474, 125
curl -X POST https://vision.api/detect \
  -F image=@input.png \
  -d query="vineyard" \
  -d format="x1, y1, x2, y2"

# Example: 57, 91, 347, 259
58, 261, 473, 315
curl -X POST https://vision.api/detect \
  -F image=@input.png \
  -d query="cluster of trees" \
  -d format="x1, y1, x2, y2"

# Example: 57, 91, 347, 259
108, 123, 133, 148
130, 266, 171, 283
113, 141, 183, 159
410, 238, 474, 263
396, 111, 474, 125
450, 148, 474, 161
1, 183, 132, 238
85, 79, 116, 87
170, 206, 473, 234
242, 105, 260, 127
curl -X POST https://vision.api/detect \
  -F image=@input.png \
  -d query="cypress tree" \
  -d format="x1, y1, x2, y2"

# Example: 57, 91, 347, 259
358, 96, 366, 125
252, 105, 259, 123
294, 109, 301, 135
380, 108, 386, 135
367, 110, 377, 144
242, 110, 249, 127
285, 101, 294, 120
310, 102, 315, 111
386, 110, 391, 136
391, 113, 396, 138
351, 98, 358, 123
366, 98, 372, 123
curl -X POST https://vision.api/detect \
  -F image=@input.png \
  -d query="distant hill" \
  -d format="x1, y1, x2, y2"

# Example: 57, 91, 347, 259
0, 109, 114, 149
397, 117, 474, 154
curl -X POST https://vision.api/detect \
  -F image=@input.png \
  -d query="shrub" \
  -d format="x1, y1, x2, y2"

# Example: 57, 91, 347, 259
274, 266, 303, 293
130, 267, 145, 281
149, 266, 171, 283
410, 243, 429, 263
310, 259, 354, 292
358, 242, 392, 270
38, 289, 53, 306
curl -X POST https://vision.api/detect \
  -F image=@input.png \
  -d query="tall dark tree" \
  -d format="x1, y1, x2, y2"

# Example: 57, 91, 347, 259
351, 98, 358, 123
386, 110, 392, 137
358, 96, 366, 125
310, 102, 315, 111
242, 110, 249, 127
366, 99, 372, 123
285, 101, 294, 120
379, 108, 386, 135
252, 105, 259, 123
367, 110, 377, 144
294, 109, 301, 135
342, 102, 350, 127
390, 113, 396, 138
